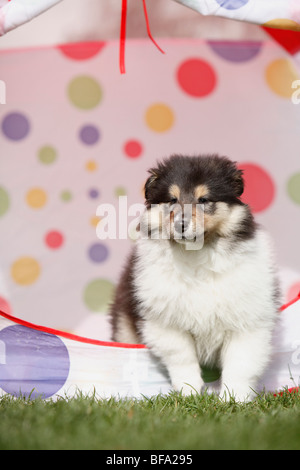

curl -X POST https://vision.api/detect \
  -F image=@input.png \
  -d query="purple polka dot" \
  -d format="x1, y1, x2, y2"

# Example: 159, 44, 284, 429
0, 325, 70, 399
208, 41, 262, 63
88, 243, 109, 263
89, 188, 100, 199
79, 125, 100, 145
215, 0, 249, 9
2, 112, 30, 141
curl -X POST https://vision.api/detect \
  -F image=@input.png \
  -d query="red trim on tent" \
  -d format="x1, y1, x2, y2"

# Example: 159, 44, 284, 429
280, 292, 300, 312
0, 296, 298, 349
262, 26, 300, 55
0, 309, 147, 350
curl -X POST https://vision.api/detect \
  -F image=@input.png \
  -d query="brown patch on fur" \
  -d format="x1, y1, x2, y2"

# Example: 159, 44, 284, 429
194, 184, 209, 200
203, 202, 229, 238
169, 184, 180, 201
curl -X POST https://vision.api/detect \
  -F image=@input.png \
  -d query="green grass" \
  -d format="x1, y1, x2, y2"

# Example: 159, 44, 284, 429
1, 390, 300, 450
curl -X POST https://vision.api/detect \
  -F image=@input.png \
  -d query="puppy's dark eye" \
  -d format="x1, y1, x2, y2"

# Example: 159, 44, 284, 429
198, 197, 209, 204
170, 198, 178, 205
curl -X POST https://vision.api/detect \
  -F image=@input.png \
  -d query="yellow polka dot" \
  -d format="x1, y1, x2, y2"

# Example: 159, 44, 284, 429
86, 160, 97, 172
11, 257, 40, 286
90, 216, 101, 227
265, 58, 300, 99
263, 19, 300, 31
145, 103, 175, 133
26, 188, 47, 209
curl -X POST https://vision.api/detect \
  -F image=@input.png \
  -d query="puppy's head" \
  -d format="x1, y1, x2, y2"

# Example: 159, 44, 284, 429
142, 154, 253, 247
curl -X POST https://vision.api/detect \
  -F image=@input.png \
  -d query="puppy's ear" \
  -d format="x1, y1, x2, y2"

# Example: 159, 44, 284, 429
144, 169, 159, 202
233, 168, 244, 197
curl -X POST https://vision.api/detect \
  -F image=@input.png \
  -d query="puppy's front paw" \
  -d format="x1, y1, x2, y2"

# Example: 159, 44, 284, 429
219, 385, 254, 403
173, 378, 203, 396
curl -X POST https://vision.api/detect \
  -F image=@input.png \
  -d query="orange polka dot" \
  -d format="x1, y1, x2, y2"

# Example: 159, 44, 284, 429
11, 257, 41, 286
145, 103, 175, 133
265, 58, 299, 99
26, 188, 47, 209
86, 160, 98, 172
263, 19, 300, 32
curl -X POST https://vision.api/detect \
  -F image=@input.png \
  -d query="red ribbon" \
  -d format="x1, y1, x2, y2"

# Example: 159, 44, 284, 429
120, 0, 128, 74
120, 0, 165, 74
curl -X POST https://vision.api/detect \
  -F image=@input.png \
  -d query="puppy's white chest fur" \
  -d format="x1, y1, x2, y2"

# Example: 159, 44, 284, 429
134, 229, 277, 365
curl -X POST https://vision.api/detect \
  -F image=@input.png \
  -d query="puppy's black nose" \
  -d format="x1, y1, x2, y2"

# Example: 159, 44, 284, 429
174, 218, 189, 234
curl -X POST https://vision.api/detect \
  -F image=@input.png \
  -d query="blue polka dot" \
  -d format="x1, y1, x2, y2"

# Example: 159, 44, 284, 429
2, 112, 30, 141
79, 125, 100, 146
89, 188, 100, 199
215, 0, 249, 9
0, 325, 70, 399
208, 41, 262, 63
88, 243, 109, 263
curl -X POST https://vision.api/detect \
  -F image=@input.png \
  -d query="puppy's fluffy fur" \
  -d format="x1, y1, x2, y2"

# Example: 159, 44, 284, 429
110, 154, 280, 401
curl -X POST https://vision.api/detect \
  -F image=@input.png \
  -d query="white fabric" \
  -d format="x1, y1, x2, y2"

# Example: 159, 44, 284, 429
173, 0, 300, 30
0, 0, 62, 35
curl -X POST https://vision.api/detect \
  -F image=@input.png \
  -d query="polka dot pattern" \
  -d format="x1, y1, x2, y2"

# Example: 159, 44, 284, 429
38, 146, 57, 165
215, 0, 249, 9
265, 59, 299, 98
208, 41, 262, 62
239, 163, 275, 213
0, 187, 10, 217
79, 125, 100, 146
2, 112, 30, 141
45, 231, 64, 249
88, 243, 109, 263
11, 257, 40, 286
68, 76, 102, 110
124, 140, 143, 158
0, 39, 299, 332
263, 19, 300, 32
145, 103, 175, 132
287, 173, 300, 205
58, 42, 106, 61
26, 188, 47, 209
177, 58, 217, 97
83, 279, 115, 312
0, 325, 70, 399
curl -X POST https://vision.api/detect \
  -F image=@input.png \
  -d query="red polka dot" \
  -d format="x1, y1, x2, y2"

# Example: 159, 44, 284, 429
238, 163, 275, 213
287, 282, 300, 302
45, 231, 64, 249
0, 296, 11, 314
58, 42, 106, 60
177, 58, 217, 97
124, 140, 143, 158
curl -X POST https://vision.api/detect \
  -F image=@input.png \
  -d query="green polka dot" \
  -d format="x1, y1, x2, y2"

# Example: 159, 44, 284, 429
115, 186, 127, 197
38, 146, 57, 165
287, 172, 300, 205
83, 279, 115, 312
68, 76, 103, 110
60, 190, 72, 202
0, 187, 10, 217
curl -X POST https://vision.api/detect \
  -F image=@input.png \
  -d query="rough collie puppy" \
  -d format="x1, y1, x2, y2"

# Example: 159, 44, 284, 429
110, 154, 280, 402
